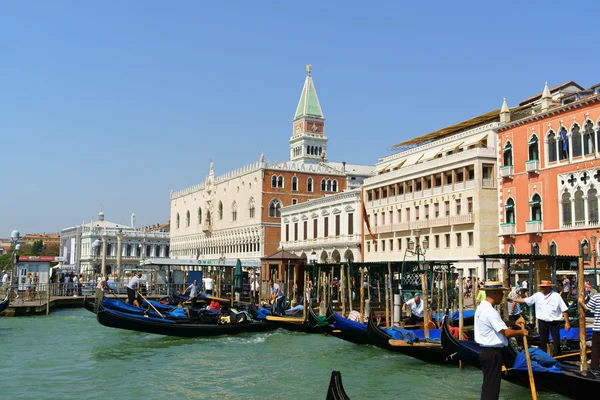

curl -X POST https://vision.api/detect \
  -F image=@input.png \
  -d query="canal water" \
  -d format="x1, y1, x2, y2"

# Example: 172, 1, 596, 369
1, 309, 567, 400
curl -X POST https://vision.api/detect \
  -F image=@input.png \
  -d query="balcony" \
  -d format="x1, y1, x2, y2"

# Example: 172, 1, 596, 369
526, 159, 540, 173
500, 223, 516, 236
395, 222, 411, 232
428, 216, 449, 228
202, 224, 212, 233
500, 165, 513, 178
415, 219, 429, 229
372, 224, 392, 234
450, 213, 473, 225
526, 220, 543, 234
482, 179, 495, 189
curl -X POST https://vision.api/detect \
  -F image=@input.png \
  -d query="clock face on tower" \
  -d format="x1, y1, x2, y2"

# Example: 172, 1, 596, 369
295, 124, 302, 134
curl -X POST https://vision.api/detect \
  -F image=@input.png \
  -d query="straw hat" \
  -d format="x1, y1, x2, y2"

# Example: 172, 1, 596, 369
539, 280, 553, 287
481, 281, 509, 291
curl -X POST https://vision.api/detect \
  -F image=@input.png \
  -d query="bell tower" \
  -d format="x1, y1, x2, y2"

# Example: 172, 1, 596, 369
290, 65, 328, 164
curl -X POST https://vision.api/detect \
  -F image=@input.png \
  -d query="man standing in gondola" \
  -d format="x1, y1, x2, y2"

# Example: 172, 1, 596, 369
126, 272, 142, 305
183, 279, 201, 308
402, 293, 424, 326
475, 281, 528, 400
579, 290, 600, 372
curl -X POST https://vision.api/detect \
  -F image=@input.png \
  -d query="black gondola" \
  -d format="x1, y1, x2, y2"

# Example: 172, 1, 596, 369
307, 303, 368, 344
366, 314, 457, 365
264, 315, 322, 334
96, 306, 278, 337
326, 371, 350, 400
323, 306, 370, 345
83, 296, 96, 313
0, 290, 10, 313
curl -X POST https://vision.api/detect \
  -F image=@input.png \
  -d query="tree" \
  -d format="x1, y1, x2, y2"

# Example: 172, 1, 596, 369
42, 243, 60, 256
31, 240, 44, 256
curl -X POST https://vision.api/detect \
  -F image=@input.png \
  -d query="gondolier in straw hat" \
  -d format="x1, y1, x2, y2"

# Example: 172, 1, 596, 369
475, 281, 528, 400
508, 279, 569, 356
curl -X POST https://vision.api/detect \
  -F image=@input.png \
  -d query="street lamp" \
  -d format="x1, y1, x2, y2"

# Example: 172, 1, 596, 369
592, 235, 598, 288
404, 228, 429, 287
10, 230, 21, 290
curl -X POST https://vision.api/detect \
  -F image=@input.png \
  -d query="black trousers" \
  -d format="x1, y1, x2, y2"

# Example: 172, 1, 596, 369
538, 319, 561, 356
126, 287, 136, 305
592, 331, 600, 370
410, 315, 424, 326
479, 347, 504, 400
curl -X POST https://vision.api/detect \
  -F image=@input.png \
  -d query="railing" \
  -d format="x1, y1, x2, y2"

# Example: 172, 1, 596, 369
526, 159, 540, 173
482, 178, 495, 189
428, 216, 449, 228
373, 224, 393, 234
500, 223, 516, 235
465, 180, 475, 189
432, 186, 442, 195
526, 220, 542, 233
450, 213, 474, 225
499, 165, 513, 178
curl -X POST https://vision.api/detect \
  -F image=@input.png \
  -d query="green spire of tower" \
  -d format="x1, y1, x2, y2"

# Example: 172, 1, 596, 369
294, 65, 324, 120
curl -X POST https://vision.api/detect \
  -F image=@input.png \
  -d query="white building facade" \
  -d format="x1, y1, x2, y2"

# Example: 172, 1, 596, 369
363, 118, 502, 279
60, 210, 170, 276
279, 189, 362, 264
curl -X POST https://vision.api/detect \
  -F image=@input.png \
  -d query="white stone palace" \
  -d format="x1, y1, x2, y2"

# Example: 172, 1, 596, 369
59, 209, 170, 276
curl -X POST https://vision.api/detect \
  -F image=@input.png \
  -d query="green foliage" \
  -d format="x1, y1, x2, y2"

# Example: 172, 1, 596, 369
31, 240, 44, 256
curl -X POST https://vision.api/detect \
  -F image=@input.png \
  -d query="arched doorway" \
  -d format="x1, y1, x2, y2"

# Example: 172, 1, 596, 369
331, 249, 341, 263
320, 250, 328, 263
343, 249, 354, 263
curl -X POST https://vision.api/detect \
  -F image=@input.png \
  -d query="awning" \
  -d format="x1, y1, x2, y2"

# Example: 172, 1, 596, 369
529, 199, 541, 205
374, 162, 393, 173
444, 141, 464, 153
463, 133, 489, 148
528, 136, 538, 145
404, 153, 424, 166
422, 146, 444, 161
390, 159, 407, 171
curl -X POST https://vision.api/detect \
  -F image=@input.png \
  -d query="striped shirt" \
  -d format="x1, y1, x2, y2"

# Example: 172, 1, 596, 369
508, 291, 521, 315
586, 294, 600, 332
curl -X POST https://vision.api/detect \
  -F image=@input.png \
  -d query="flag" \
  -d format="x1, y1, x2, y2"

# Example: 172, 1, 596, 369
196, 248, 201, 260
362, 202, 377, 242
560, 128, 568, 152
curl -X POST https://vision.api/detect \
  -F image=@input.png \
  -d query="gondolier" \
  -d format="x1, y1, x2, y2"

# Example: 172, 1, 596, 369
402, 293, 424, 325
475, 281, 527, 400
126, 272, 142, 305
508, 280, 569, 356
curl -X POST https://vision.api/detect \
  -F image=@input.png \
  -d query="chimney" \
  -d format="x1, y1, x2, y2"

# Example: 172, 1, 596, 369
541, 82, 552, 112
342, 161, 346, 172
500, 98, 510, 124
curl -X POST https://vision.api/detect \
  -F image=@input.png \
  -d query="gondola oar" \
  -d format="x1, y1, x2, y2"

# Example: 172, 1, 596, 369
517, 318, 537, 400
137, 290, 164, 318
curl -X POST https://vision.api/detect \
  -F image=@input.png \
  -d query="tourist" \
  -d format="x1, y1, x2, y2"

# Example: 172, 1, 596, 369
31, 273, 39, 300
275, 279, 286, 315
96, 276, 112, 293
521, 279, 528, 297
183, 279, 201, 307
72, 274, 79, 297
579, 291, 600, 371
403, 293, 424, 326
562, 274, 570, 302
475, 284, 486, 306
475, 281, 528, 400
67, 274, 74, 296
126, 272, 142, 305
507, 286, 521, 321
251, 277, 260, 304
78, 275, 84, 296
1, 270, 8, 288
508, 280, 569, 356
203, 275, 214, 296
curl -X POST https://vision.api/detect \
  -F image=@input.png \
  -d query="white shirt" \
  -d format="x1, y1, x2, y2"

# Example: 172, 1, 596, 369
523, 291, 567, 322
187, 283, 200, 298
2, 273, 8, 283
475, 300, 508, 347
251, 281, 260, 291
405, 298, 424, 317
521, 280, 528, 289
127, 276, 141, 290
203, 277, 214, 290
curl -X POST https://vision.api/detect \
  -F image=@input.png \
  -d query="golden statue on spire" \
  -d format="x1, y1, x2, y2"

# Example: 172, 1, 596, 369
306, 64, 311, 75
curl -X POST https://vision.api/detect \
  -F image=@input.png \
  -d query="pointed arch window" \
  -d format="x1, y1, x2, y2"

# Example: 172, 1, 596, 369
332, 180, 338, 192
575, 189, 585, 223
271, 175, 277, 188
206, 211, 212, 226
268, 199, 282, 218
218, 201, 223, 220
548, 241, 557, 256
561, 192, 572, 226
505, 198, 515, 224
572, 124, 582, 157
558, 127, 569, 160
547, 131, 557, 163
588, 188, 598, 224
292, 176, 298, 191
307, 177, 313, 192
321, 179, 326, 191
584, 121, 595, 155
530, 194, 542, 221
531, 243, 540, 255
326, 180, 332, 191
186, 210, 190, 227
581, 239, 591, 261
528, 135, 539, 161
277, 176, 284, 188
176, 213, 180, 229
197, 207, 202, 224
232, 201, 237, 221
249, 197, 255, 219
508, 244, 515, 255
503, 142, 513, 166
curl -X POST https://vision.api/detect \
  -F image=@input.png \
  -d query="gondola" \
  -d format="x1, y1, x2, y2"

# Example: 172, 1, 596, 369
307, 303, 367, 344
366, 315, 456, 364
96, 306, 278, 337
264, 315, 322, 334
326, 371, 350, 400
83, 296, 96, 313
0, 290, 10, 313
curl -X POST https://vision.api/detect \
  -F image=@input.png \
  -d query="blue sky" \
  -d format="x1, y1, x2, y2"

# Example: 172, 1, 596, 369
1, 1, 599, 236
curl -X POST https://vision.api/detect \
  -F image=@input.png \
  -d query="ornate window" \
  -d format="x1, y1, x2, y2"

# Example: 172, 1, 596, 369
197, 207, 202, 224
321, 179, 326, 191
292, 176, 298, 191
332, 180, 338, 192
581, 239, 591, 261
528, 135, 539, 161
589, 188, 598, 224
268, 199, 282, 218
572, 124, 582, 157
584, 121, 595, 155
206, 211, 212, 226
575, 189, 585, 224
505, 198, 515, 224
186, 210, 190, 227
307, 177, 313, 192
530, 194, 541, 221
531, 243, 540, 255
548, 241, 557, 256
277, 176, 284, 188
326, 180, 332, 191
218, 201, 223, 220
561, 192, 572, 226
503, 142, 513, 166
232, 201, 237, 221
271, 175, 277, 188
508, 244, 515, 255
547, 131, 557, 163
176, 213, 180, 229
558, 127, 569, 160
249, 197, 255, 218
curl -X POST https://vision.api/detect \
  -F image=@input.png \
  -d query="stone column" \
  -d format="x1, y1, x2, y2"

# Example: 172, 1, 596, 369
116, 232, 124, 281
101, 234, 108, 277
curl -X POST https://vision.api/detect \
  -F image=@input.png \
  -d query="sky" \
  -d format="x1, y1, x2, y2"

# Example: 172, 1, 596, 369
1, 1, 599, 236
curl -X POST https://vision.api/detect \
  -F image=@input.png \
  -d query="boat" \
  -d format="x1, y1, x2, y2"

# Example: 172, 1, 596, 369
326, 371, 350, 400
321, 305, 370, 345
264, 315, 322, 334
0, 290, 10, 313
431, 309, 475, 327
366, 315, 456, 364
96, 306, 278, 337
83, 296, 96, 313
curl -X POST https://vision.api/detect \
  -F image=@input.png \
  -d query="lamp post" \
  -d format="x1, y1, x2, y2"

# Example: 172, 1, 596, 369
10, 230, 21, 293
592, 235, 598, 288
406, 228, 429, 336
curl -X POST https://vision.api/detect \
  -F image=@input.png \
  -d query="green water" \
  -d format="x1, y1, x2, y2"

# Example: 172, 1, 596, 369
0, 309, 567, 400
